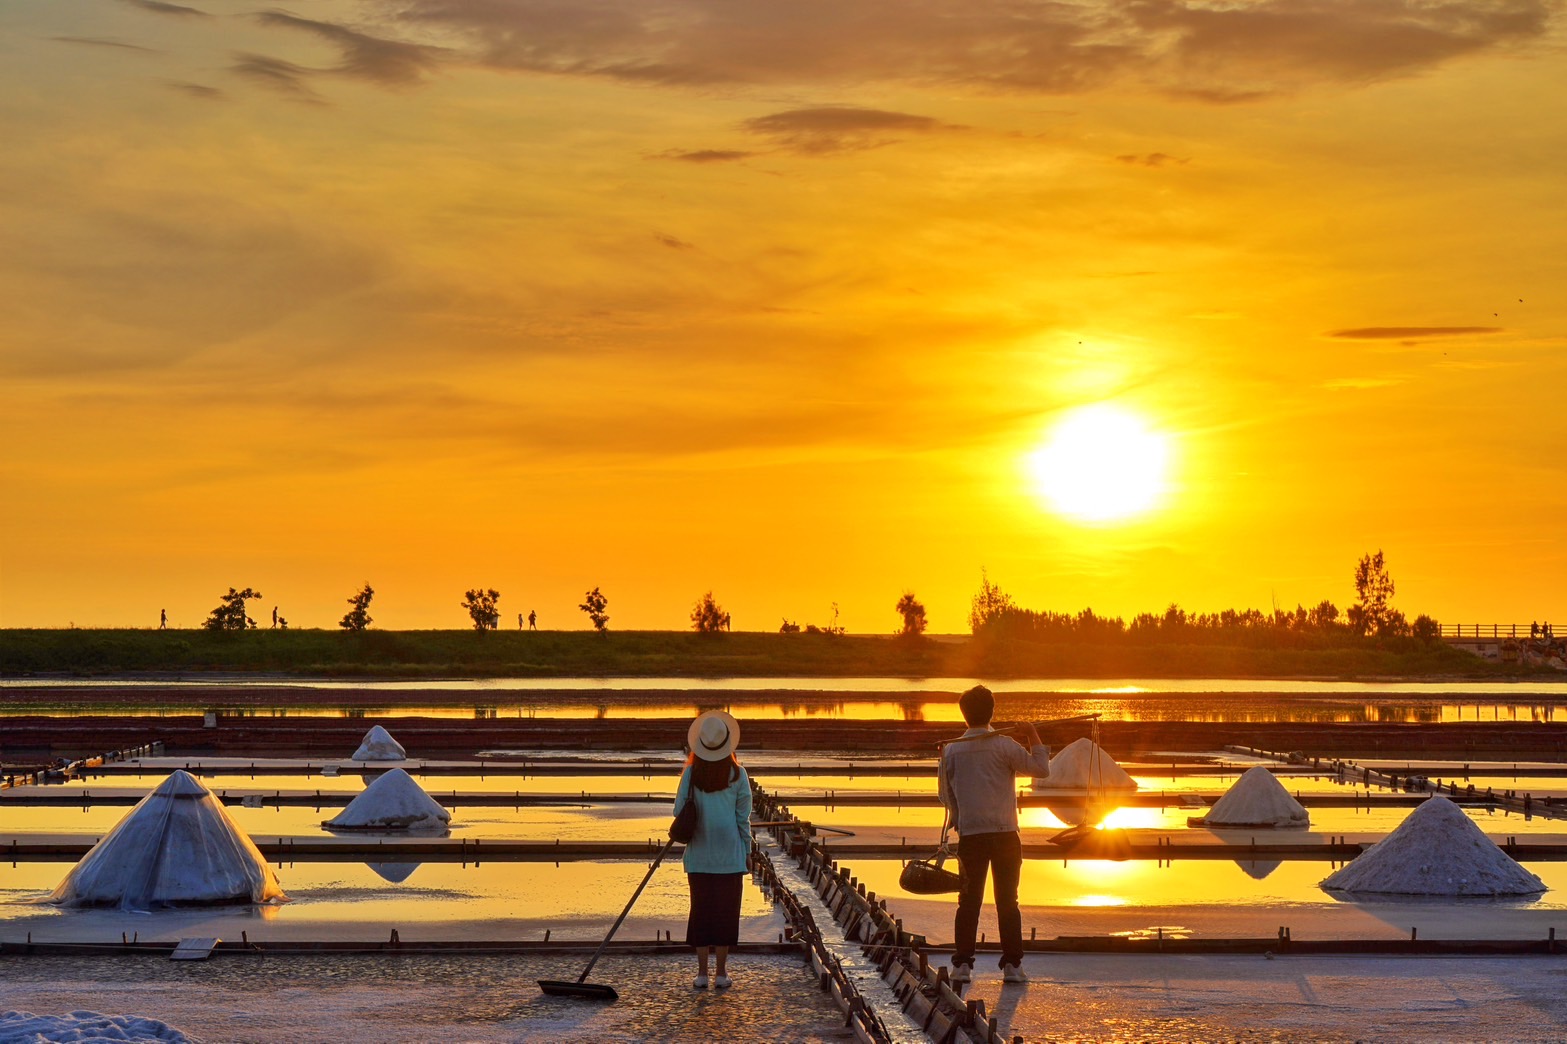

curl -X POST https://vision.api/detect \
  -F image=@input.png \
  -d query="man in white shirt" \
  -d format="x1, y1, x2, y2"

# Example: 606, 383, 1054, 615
937, 685, 1051, 983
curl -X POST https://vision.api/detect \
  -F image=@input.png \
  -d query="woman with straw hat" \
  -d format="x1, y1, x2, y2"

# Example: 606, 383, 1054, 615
673, 709, 752, 989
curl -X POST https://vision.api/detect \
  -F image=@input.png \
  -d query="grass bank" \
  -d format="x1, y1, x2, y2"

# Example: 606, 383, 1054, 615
0, 628, 1543, 681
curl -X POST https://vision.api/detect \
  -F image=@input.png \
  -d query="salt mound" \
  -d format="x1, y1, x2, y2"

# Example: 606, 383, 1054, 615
1204, 766, 1310, 828
324, 768, 451, 831
1034, 738, 1137, 791
1235, 859, 1282, 881
50, 770, 286, 909
0, 1010, 193, 1043
366, 862, 421, 883
351, 725, 406, 761
1322, 796, 1545, 896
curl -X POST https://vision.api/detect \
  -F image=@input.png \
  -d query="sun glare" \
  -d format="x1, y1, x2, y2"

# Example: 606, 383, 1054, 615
1026, 405, 1171, 523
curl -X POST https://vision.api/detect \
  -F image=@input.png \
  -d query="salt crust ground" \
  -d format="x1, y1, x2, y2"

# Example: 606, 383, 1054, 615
0, 954, 854, 1044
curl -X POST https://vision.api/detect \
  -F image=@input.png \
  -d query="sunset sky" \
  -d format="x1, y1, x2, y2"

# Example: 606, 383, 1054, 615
2, 0, 1564, 633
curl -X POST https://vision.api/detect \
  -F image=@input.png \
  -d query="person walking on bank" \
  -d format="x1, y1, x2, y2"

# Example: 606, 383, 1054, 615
673, 710, 752, 990
938, 685, 1051, 984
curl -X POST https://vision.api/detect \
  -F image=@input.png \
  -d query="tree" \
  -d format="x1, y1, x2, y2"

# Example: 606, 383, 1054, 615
896, 592, 927, 637
1352, 550, 1396, 636
461, 588, 501, 631
1412, 614, 1440, 642
579, 586, 610, 633
1307, 599, 1340, 630
968, 569, 1014, 634
339, 583, 374, 631
203, 587, 261, 631
691, 591, 730, 633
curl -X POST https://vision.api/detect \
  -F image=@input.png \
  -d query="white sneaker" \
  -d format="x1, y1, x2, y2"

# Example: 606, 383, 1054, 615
714, 974, 732, 989
693, 974, 709, 989
1002, 962, 1028, 983
949, 963, 972, 984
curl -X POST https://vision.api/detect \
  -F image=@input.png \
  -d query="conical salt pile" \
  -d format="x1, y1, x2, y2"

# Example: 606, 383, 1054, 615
352, 725, 407, 761
1034, 737, 1137, 791
325, 768, 451, 831
51, 770, 286, 909
1204, 767, 1310, 828
1322, 796, 1545, 896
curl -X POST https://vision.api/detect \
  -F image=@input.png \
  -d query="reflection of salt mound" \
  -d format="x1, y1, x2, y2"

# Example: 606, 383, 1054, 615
1034, 738, 1137, 791
50, 770, 286, 909
366, 862, 421, 883
1205, 767, 1310, 828
1322, 796, 1546, 896
352, 725, 406, 761
325, 769, 451, 831
1235, 859, 1282, 881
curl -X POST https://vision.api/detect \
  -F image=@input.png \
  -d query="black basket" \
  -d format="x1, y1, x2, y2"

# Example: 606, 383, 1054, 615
899, 855, 961, 895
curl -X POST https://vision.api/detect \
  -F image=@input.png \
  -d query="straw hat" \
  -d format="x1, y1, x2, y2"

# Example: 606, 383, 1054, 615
688, 710, 740, 761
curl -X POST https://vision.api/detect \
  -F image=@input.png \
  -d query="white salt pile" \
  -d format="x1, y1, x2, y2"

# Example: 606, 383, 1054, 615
351, 725, 406, 761
50, 770, 286, 909
325, 768, 451, 831
1034, 737, 1137, 791
1322, 796, 1546, 896
0, 1010, 192, 1043
1203, 766, 1310, 828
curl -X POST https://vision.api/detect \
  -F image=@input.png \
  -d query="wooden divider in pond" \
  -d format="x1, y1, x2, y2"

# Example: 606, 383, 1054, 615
0, 741, 164, 793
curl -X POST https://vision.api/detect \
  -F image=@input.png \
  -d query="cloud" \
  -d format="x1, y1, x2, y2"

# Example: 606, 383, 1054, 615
165, 81, 226, 99
660, 149, 753, 163
230, 53, 326, 104
51, 36, 158, 52
120, 0, 209, 16
257, 11, 445, 86
381, 0, 1553, 100
742, 106, 962, 154
1329, 326, 1502, 339
654, 232, 694, 250
1116, 152, 1187, 166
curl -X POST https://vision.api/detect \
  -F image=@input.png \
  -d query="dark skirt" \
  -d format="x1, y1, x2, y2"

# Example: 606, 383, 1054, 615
685, 872, 743, 947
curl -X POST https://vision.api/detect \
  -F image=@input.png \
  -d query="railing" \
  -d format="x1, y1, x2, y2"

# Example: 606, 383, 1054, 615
1440, 624, 1558, 639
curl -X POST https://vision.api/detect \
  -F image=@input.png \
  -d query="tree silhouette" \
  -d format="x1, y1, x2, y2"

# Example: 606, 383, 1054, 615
968, 569, 1014, 634
690, 591, 730, 633
203, 587, 261, 631
579, 587, 610, 633
340, 583, 374, 631
896, 592, 927, 637
1352, 550, 1396, 636
461, 588, 501, 631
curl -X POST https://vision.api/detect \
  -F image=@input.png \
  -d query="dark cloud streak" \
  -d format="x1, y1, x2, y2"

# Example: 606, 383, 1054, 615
120, 0, 210, 16
1330, 326, 1503, 338
256, 11, 445, 86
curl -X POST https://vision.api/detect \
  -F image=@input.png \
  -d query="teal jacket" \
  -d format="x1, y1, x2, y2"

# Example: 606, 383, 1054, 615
672, 764, 752, 874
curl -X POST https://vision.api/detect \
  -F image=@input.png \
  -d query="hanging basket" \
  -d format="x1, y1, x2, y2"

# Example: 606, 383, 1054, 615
899, 853, 961, 895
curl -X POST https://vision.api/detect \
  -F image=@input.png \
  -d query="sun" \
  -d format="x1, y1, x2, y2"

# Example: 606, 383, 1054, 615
1026, 405, 1171, 523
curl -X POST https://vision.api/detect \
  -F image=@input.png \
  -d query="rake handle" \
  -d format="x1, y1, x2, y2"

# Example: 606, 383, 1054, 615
576, 837, 676, 984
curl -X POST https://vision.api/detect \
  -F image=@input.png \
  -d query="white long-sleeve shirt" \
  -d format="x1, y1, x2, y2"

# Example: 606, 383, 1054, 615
938, 727, 1051, 835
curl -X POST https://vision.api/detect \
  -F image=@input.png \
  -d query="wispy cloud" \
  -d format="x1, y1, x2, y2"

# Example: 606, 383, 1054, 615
653, 232, 694, 250
120, 0, 209, 16
52, 36, 158, 53
230, 52, 326, 104
742, 107, 962, 154
382, 0, 1553, 100
165, 80, 225, 99
1116, 152, 1187, 167
1329, 326, 1502, 339
660, 149, 753, 164
257, 11, 445, 87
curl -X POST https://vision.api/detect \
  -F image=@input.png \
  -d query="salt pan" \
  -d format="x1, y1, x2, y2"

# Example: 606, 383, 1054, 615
1321, 796, 1545, 897
325, 768, 451, 831
1203, 766, 1310, 828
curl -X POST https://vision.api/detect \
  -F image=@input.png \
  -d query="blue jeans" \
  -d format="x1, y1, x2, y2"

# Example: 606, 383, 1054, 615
952, 830, 1023, 969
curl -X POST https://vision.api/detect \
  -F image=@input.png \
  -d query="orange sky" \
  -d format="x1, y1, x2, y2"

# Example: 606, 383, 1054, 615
2, 0, 1564, 633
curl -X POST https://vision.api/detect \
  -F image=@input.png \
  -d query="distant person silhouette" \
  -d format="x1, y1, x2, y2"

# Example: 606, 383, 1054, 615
272, 606, 278, 628
159, 609, 167, 630
528, 610, 537, 630
519, 612, 525, 630
1532, 621, 1539, 638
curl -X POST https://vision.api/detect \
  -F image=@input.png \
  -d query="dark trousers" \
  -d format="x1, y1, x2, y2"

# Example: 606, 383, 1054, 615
952, 830, 1023, 969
